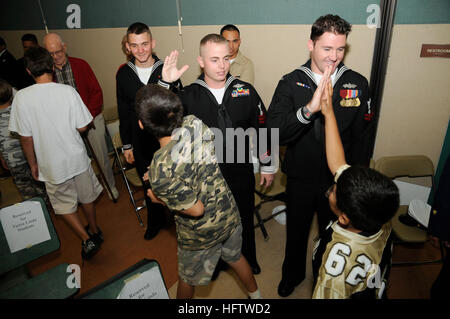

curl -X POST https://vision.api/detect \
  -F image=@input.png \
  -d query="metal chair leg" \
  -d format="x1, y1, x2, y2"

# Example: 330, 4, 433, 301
254, 206, 269, 241
111, 140, 144, 227
82, 133, 117, 203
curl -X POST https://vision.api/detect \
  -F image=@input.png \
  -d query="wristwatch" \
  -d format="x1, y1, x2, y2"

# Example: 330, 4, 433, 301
302, 106, 313, 120
122, 144, 132, 152
157, 79, 171, 90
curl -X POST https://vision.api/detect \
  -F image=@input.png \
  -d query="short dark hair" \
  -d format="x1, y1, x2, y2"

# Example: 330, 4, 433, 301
220, 24, 240, 35
0, 79, 12, 105
24, 47, 54, 77
336, 166, 399, 233
21, 33, 38, 44
0, 37, 5, 47
310, 14, 352, 42
135, 84, 183, 138
127, 22, 152, 39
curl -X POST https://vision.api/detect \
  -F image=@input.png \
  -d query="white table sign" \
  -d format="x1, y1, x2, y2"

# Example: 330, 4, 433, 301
393, 180, 431, 205
0, 201, 51, 253
117, 266, 169, 299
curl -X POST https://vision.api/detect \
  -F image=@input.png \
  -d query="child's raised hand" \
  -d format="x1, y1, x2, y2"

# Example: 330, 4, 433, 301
320, 67, 334, 117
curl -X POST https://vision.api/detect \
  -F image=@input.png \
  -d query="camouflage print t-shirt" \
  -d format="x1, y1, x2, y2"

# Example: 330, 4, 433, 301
149, 115, 241, 251
0, 106, 27, 168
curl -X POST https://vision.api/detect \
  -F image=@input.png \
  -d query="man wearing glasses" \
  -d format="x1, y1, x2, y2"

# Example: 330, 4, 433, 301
43, 33, 119, 206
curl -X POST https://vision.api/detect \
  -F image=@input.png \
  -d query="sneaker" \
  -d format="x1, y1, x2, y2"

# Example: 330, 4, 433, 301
81, 238, 100, 260
85, 225, 104, 245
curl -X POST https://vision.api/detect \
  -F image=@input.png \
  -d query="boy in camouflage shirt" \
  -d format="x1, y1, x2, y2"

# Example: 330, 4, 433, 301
136, 84, 261, 299
0, 79, 49, 207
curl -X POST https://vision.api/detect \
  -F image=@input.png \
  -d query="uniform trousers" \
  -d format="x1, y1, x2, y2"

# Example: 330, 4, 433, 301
133, 132, 165, 231
281, 177, 336, 284
225, 171, 257, 267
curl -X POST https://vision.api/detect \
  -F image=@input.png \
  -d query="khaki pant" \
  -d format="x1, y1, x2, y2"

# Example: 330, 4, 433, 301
87, 113, 116, 190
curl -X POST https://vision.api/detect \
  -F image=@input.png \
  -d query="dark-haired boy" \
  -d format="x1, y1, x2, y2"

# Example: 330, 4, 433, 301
136, 84, 261, 299
8, 47, 104, 260
267, 14, 374, 297
311, 68, 399, 298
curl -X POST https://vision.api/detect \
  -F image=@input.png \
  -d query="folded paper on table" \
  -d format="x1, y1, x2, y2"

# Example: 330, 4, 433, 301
0, 201, 51, 253
393, 180, 431, 205
408, 199, 431, 228
117, 266, 169, 299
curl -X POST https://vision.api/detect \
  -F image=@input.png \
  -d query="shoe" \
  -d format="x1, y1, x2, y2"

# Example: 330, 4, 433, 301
144, 227, 160, 240
81, 238, 100, 260
144, 210, 165, 240
85, 225, 104, 245
277, 278, 300, 297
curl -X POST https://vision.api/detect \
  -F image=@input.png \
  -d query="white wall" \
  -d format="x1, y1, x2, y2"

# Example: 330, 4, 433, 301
1, 24, 375, 116
373, 24, 450, 167
3, 23, 449, 168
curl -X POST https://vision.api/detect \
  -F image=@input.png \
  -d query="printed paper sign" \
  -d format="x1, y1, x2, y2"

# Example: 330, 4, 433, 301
117, 266, 169, 299
0, 201, 51, 253
393, 180, 431, 205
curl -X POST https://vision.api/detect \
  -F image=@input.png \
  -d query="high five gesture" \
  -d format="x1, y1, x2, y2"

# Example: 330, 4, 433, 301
162, 50, 189, 83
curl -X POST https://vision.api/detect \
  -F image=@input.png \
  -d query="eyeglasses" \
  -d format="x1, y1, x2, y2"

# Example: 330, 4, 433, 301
325, 183, 336, 198
49, 49, 64, 57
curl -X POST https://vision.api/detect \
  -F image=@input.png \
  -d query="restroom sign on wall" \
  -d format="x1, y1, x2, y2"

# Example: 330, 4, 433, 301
420, 44, 450, 58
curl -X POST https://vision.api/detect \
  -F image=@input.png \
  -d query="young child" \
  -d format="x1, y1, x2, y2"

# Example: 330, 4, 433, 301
311, 66, 399, 299
0, 79, 49, 207
8, 47, 104, 261
136, 84, 261, 299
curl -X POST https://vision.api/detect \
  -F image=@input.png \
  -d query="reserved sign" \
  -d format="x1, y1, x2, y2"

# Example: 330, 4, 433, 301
420, 44, 450, 58
117, 266, 169, 299
0, 201, 51, 253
